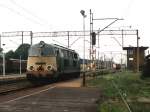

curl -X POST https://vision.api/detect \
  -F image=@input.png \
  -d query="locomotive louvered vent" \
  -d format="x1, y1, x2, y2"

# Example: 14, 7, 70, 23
35, 62, 46, 65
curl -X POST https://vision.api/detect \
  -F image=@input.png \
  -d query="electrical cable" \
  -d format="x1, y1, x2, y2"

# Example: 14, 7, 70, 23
0, 1, 51, 28
9, 0, 52, 29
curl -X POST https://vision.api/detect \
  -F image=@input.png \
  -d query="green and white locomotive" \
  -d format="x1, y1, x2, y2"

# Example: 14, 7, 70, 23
26, 41, 80, 81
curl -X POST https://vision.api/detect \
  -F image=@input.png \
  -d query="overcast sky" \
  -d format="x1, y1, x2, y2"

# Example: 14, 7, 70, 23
0, 0, 149, 63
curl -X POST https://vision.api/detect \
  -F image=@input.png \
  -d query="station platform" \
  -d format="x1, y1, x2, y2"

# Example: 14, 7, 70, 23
0, 74, 26, 81
0, 87, 101, 112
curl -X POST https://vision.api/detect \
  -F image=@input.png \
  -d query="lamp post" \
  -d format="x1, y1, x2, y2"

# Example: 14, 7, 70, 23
2, 44, 5, 76
20, 55, 22, 75
80, 10, 86, 86
136, 30, 140, 72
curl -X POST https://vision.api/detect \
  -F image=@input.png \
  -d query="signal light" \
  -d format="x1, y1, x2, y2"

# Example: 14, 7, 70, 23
91, 32, 96, 45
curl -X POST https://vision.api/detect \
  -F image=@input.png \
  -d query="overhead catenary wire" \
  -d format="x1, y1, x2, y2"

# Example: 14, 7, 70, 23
0, 1, 51, 29
9, 0, 52, 29
1, 29, 137, 58
1, 30, 137, 52
2, 30, 137, 37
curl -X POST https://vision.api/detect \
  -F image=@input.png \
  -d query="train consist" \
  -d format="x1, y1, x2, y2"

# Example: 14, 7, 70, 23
26, 41, 80, 81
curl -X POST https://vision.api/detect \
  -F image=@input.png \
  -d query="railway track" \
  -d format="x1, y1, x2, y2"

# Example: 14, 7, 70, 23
0, 69, 112, 95
0, 75, 81, 95
0, 78, 100, 112
0, 79, 34, 95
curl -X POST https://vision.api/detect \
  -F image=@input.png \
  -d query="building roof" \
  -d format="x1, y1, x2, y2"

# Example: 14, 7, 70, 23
123, 46, 149, 50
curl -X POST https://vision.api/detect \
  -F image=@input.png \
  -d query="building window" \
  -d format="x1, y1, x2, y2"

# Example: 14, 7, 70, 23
128, 50, 133, 55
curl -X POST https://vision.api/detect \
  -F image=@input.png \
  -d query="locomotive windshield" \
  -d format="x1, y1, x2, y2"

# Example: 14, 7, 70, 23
28, 45, 55, 56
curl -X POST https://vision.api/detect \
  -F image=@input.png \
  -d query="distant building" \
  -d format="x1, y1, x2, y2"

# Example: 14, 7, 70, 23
123, 47, 148, 71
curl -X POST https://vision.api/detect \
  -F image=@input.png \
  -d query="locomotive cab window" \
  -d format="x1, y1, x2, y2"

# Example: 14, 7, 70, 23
29, 45, 55, 56
41, 47, 55, 56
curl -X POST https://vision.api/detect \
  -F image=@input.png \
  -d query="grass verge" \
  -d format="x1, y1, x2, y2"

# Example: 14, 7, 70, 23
87, 71, 150, 112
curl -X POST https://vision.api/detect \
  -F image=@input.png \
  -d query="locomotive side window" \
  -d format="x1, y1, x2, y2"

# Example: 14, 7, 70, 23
59, 50, 64, 57
70, 52, 73, 59
74, 53, 78, 59
73, 53, 78, 66
64, 50, 67, 57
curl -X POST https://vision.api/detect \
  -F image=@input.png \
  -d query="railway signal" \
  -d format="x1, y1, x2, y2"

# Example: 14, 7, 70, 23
91, 32, 96, 45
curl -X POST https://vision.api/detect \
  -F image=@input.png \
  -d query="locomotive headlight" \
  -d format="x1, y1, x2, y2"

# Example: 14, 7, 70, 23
47, 65, 52, 71
29, 66, 34, 70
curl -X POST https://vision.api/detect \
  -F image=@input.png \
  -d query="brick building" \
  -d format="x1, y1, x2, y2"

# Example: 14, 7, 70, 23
123, 47, 148, 71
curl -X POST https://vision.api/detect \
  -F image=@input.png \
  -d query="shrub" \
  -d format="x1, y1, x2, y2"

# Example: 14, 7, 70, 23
141, 55, 150, 78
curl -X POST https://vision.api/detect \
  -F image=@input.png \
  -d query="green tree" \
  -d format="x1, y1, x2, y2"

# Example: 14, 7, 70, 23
5, 50, 15, 59
13, 44, 31, 60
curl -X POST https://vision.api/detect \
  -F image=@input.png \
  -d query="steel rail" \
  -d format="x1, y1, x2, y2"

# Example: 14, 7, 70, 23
111, 80, 132, 112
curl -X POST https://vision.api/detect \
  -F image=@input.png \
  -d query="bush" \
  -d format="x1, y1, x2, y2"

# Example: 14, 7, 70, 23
141, 55, 150, 78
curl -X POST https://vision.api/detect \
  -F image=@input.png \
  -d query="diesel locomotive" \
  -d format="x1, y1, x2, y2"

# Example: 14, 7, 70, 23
26, 41, 80, 81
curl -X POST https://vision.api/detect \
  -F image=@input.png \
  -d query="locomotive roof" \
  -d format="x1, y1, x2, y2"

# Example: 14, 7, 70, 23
52, 44, 75, 52
31, 41, 77, 53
